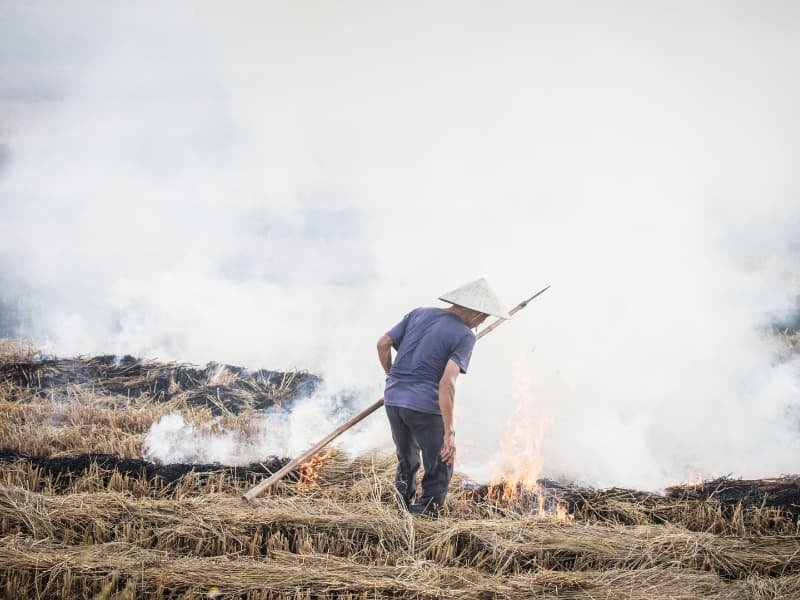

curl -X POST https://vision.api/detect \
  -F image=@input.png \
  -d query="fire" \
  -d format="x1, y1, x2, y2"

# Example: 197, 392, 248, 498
496, 367, 545, 486
554, 501, 570, 521
686, 470, 704, 488
485, 481, 572, 521
486, 364, 570, 520
298, 450, 334, 487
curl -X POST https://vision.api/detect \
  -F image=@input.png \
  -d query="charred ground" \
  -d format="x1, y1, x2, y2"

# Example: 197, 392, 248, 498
1, 352, 321, 413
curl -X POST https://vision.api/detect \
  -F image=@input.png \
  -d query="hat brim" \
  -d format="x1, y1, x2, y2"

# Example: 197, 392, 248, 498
439, 298, 510, 320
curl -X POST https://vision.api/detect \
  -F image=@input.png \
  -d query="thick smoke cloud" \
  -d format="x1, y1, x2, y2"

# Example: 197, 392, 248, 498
2, 1, 799, 488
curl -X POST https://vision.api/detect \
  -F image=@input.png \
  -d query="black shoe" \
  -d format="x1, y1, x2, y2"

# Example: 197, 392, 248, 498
409, 502, 441, 518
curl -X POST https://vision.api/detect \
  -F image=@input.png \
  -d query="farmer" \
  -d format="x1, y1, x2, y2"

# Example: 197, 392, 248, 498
377, 278, 509, 515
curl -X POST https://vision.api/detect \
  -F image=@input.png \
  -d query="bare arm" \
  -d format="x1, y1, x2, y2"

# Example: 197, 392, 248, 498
377, 334, 394, 375
438, 359, 460, 464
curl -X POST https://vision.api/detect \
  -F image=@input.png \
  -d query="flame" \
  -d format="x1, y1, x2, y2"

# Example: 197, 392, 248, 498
554, 501, 571, 522
496, 367, 545, 486
298, 449, 334, 487
485, 364, 569, 520
484, 481, 572, 521
686, 470, 704, 488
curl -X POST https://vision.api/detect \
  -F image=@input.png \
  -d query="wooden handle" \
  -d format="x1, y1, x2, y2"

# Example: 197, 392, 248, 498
242, 397, 386, 501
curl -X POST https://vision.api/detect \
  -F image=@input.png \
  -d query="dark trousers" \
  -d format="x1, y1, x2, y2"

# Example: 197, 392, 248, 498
385, 405, 453, 512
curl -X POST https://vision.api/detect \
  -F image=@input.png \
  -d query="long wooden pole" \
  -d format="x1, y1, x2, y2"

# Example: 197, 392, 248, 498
242, 285, 550, 502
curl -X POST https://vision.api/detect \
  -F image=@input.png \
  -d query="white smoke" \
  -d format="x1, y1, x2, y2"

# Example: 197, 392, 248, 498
3, 2, 800, 488
143, 386, 389, 465
143, 413, 242, 465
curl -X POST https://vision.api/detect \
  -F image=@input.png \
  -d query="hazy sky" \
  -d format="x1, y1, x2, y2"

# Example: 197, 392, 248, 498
1, 1, 799, 487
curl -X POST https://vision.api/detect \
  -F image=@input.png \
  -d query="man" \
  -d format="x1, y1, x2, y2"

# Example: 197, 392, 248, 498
376, 278, 509, 516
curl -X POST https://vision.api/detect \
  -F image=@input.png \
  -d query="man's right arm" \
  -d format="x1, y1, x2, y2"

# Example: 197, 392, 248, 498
380, 310, 414, 375
377, 334, 394, 375
438, 359, 460, 465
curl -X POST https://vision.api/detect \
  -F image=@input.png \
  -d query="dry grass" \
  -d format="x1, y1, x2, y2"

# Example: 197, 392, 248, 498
1, 485, 799, 581
7, 533, 789, 600
0, 456, 288, 499
0, 338, 39, 362
0, 400, 164, 458
0, 524, 800, 600
0, 397, 290, 459
1, 453, 800, 598
2, 347, 800, 598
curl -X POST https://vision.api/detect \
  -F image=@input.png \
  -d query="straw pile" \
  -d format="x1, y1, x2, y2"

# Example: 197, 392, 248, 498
1, 346, 799, 598
2, 486, 800, 578
2, 478, 800, 598
11, 534, 787, 600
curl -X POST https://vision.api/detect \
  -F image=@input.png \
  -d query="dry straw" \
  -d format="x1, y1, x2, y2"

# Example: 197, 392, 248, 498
1, 534, 789, 599
2, 484, 800, 581
2, 346, 800, 598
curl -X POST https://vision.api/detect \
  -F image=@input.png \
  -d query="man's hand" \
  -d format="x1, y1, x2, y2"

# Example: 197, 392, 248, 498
440, 431, 456, 465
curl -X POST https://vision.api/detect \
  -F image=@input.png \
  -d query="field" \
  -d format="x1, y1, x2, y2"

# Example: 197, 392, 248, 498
1, 339, 800, 599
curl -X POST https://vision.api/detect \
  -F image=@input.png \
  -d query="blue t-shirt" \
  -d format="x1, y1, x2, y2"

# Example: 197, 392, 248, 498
383, 307, 477, 415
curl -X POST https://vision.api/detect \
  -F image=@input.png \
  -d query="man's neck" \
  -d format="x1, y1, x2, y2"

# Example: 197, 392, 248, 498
446, 306, 476, 327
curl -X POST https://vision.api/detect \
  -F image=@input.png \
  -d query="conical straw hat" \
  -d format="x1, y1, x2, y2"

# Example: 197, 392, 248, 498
438, 278, 510, 319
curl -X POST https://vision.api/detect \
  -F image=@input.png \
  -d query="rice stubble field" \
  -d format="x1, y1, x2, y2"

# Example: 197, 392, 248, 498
1, 338, 800, 599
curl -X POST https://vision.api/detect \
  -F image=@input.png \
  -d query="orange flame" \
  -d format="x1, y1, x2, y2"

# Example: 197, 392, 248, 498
686, 470, 704, 488
554, 501, 571, 522
486, 364, 569, 520
298, 450, 334, 488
